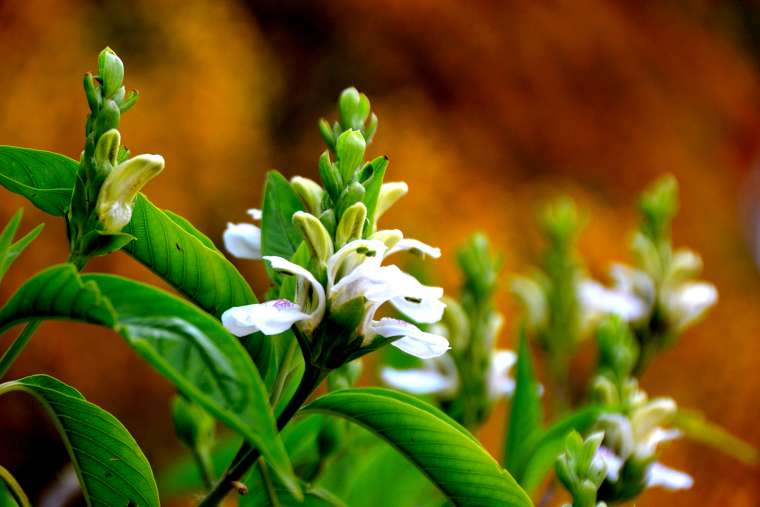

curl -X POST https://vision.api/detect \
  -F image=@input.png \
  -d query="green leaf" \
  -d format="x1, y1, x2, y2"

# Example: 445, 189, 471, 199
0, 264, 297, 495
0, 374, 158, 506
0, 147, 77, 216
122, 194, 256, 317
261, 171, 305, 259
0, 209, 43, 283
504, 331, 542, 478
519, 406, 602, 495
302, 388, 533, 507
673, 409, 759, 465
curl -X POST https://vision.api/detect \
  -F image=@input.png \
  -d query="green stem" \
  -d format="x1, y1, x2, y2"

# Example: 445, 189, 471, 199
0, 464, 31, 507
198, 363, 327, 506
0, 321, 41, 380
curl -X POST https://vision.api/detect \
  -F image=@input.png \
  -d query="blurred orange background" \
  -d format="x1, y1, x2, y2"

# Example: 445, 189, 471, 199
1, 0, 759, 505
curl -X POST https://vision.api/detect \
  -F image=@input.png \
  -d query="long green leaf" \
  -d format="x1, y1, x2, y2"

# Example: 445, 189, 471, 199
302, 388, 533, 507
0, 209, 44, 283
0, 147, 77, 216
0, 374, 158, 506
261, 170, 305, 259
0, 264, 297, 495
122, 194, 256, 318
519, 406, 602, 494
504, 331, 542, 478
673, 409, 759, 465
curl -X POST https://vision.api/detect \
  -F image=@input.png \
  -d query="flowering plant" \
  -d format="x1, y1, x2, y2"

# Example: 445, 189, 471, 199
0, 49, 754, 507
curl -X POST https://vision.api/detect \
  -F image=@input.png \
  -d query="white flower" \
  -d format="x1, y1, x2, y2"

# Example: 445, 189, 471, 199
594, 398, 692, 492
97, 153, 164, 232
381, 348, 517, 400
577, 278, 650, 324
222, 237, 449, 359
381, 352, 459, 396
662, 281, 717, 333
221, 255, 325, 335
224, 209, 262, 260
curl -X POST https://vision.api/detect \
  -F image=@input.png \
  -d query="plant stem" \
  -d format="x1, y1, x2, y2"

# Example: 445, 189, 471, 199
0, 321, 41, 380
0, 464, 31, 507
198, 363, 327, 506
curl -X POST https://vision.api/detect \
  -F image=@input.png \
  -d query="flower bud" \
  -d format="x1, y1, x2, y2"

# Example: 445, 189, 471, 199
98, 47, 125, 99
363, 112, 378, 143
336, 181, 365, 218
318, 118, 336, 150
319, 209, 337, 237
336, 202, 367, 248
631, 398, 676, 442
666, 249, 702, 283
319, 150, 343, 201
375, 181, 408, 219
83, 73, 100, 112
371, 228, 402, 250
338, 87, 370, 131
510, 275, 548, 334
97, 154, 165, 232
290, 176, 324, 215
94, 128, 121, 168
336, 130, 366, 182
94, 99, 121, 140
293, 211, 334, 264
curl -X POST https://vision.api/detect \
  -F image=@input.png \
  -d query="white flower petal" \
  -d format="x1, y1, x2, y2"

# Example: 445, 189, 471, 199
578, 279, 648, 322
264, 256, 326, 328
667, 282, 717, 331
223, 222, 262, 260
381, 367, 456, 395
371, 317, 450, 359
221, 299, 308, 336
386, 238, 442, 259
247, 208, 262, 220
487, 350, 517, 399
391, 295, 446, 324
646, 462, 693, 490
595, 446, 624, 482
327, 239, 387, 289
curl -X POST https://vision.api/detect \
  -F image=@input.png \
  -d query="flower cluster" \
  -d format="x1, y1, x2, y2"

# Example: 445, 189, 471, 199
220, 88, 448, 368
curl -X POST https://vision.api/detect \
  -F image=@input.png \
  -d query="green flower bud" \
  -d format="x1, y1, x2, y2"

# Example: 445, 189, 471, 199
336, 181, 365, 219
83, 73, 101, 112
338, 87, 371, 131
98, 47, 125, 99
556, 431, 606, 507
639, 175, 678, 243
541, 197, 581, 247
666, 249, 702, 283
94, 129, 121, 168
319, 209, 337, 237
318, 118, 336, 151
93, 99, 121, 140
375, 181, 408, 219
171, 395, 215, 451
371, 228, 402, 250
590, 374, 619, 405
336, 129, 366, 182
291, 176, 324, 215
97, 153, 165, 233
631, 398, 676, 444
336, 202, 367, 247
319, 150, 343, 201
118, 90, 139, 113
293, 211, 334, 264
596, 316, 639, 381
363, 112, 378, 143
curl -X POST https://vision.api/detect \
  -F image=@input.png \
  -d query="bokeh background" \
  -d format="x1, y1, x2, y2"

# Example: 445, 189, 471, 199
1, 0, 759, 505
